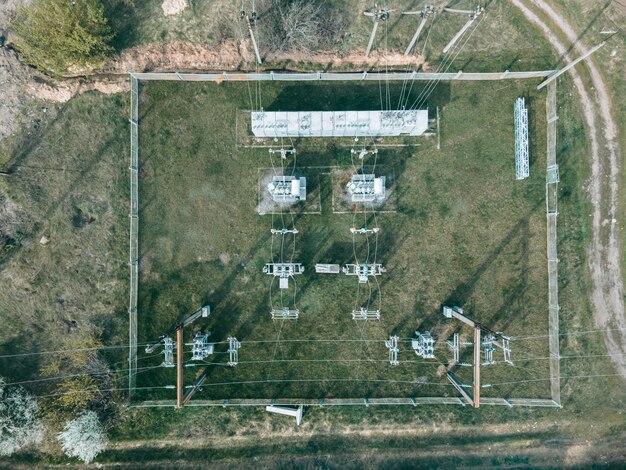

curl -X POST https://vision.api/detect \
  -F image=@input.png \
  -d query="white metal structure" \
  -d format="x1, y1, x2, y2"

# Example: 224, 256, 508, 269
267, 176, 307, 202
190, 333, 214, 361
347, 174, 386, 203
269, 147, 295, 160
514, 97, 529, 180
482, 334, 497, 365
315, 263, 340, 273
350, 226, 380, 234
385, 335, 400, 365
266, 405, 303, 425
343, 263, 385, 283
251, 110, 428, 138
162, 336, 175, 368
412, 331, 435, 358
351, 147, 378, 160
351, 308, 381, 320
447, 333, 460, 364
271, 307, 300, 320
227, 337, 241, 366
263, 263, 305, 289
271, 227, 299, 235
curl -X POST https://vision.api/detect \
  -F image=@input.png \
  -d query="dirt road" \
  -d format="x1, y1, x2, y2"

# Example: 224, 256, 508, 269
511, 0, 625, 378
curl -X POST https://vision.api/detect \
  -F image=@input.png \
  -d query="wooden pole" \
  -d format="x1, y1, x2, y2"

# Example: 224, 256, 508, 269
176, 327, 183, 409
473, 327, 481, 408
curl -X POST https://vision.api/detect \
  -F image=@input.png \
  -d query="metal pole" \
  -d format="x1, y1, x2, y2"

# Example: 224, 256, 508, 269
176, 328, 184, 408
537, 41, 606, 90
473, 327, 481, 408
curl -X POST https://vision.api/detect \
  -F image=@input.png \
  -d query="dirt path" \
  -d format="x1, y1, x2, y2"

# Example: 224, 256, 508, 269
511, 0, 625, 378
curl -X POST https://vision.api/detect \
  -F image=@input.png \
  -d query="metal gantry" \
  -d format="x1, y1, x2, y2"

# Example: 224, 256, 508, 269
263, 262, 305, 289
514, 97, 529, 180
343, 263, 386, 283
385, 335, 400, 365
271, 307, 300, 320
351, 307, 381, 320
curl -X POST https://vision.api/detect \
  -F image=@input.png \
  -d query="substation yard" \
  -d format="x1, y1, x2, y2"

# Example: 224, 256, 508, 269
132, 78, 551, 404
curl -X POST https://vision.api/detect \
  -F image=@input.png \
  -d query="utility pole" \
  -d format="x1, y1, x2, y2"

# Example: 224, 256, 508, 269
363, 6, 395, 57
442, 305, 513, 409
241, 1, 262, 64
403, 5, 434, 56
537, 41, 606, 90
442, 5, 483, 54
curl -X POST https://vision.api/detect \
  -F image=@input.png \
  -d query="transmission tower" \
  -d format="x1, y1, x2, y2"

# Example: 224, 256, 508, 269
227, 337, 241, 366
402, 5, 435, 56
385, 335, 400, 365
350, 226, 380, 234
363, 5, 396, 57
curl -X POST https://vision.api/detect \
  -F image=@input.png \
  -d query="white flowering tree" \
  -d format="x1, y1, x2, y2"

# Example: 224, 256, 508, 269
58, 411, 107, 464
0, 377, 45, 456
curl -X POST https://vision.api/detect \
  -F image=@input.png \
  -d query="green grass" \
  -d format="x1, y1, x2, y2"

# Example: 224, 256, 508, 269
134, 78, 552, 402
0, 92, 130, 385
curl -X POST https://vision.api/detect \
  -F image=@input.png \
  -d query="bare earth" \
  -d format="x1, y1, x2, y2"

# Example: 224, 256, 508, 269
511, 0, 626, 378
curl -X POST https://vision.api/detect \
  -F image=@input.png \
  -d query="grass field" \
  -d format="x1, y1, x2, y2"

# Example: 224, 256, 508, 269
133, 77, 553, 402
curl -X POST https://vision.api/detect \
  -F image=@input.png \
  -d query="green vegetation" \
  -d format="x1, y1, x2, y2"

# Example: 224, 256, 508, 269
12, 0, 113, 76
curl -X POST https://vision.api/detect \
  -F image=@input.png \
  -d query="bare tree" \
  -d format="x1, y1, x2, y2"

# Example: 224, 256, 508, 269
58, 411, 106, 464
0, 377, 45, 456
257, 0, 346, 55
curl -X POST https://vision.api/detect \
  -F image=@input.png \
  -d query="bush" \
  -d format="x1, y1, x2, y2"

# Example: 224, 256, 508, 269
58, 411, 107, 464
11, 0, 113, 76
0, 377, 45, 456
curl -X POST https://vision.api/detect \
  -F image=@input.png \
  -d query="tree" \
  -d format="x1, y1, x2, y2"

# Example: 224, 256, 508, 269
11, 0, 114, 76
0, 377, 45, 456
58, 411, 106, 464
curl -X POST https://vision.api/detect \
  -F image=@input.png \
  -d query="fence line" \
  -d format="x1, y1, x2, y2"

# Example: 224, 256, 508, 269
129, 70, 554, 82
132, 397, 560, 408
127, 71, 562, 409
546, 81, 561, 406
128, 75, 139, 401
